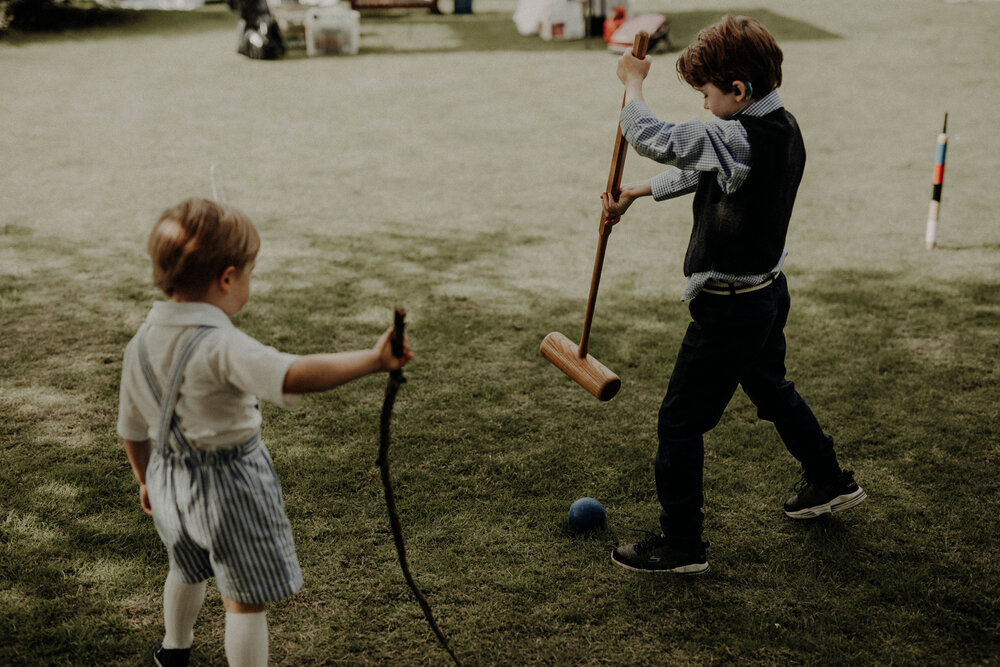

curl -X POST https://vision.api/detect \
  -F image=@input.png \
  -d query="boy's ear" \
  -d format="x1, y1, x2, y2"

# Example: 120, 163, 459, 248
218, 265, 238, 293
732, 80, 753, 100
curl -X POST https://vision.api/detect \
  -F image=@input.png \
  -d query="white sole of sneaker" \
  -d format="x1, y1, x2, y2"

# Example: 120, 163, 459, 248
785, 486, 867, 519
610, 552, 709, 575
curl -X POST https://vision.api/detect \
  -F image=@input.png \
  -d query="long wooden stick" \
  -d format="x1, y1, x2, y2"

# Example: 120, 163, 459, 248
578, 31, 651, 358
377, 308, 461, 666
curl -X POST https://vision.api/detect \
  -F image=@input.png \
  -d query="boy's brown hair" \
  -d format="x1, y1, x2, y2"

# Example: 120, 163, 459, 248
676, 15, 783, 96
148, 198, 260, 298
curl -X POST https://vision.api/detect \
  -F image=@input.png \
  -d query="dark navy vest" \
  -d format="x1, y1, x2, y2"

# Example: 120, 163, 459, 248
684, 109, 806, 276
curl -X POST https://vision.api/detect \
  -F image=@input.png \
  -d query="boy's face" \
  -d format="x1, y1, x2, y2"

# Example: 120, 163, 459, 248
696, 83, 746, 120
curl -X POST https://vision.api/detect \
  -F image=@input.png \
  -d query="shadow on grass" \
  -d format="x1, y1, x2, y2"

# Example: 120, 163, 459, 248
4, 4, 840, 52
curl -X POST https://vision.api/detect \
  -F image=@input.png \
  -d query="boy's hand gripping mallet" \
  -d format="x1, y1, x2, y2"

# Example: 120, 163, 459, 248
540, 31, 651, 402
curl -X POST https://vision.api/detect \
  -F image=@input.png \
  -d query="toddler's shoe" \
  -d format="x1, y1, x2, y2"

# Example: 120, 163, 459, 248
784, 469, 866, 519
611, 532, 708, 575
153, 642, 190, 667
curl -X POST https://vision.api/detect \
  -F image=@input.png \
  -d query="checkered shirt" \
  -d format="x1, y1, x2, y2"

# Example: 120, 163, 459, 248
619, 91, 789, 300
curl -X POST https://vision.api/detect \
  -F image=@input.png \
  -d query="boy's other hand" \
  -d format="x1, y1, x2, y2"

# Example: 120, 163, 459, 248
616, 51, 652, 86
374, 327, 413, 372
601, 191, 634, 225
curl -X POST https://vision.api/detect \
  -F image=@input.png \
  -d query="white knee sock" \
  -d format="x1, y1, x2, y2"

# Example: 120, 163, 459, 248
225, 611, 268, 667
162, 572, 207, 649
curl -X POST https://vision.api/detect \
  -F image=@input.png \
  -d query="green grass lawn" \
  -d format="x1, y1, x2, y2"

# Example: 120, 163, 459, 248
2, 0, 999, 664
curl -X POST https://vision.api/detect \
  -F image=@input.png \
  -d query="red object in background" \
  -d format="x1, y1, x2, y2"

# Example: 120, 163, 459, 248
603, 5, 626, 43
608, 13, 668, 52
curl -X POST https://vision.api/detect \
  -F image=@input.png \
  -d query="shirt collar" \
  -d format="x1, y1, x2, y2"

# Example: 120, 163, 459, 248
736, 89, 784, 118
147, 300, 234, 328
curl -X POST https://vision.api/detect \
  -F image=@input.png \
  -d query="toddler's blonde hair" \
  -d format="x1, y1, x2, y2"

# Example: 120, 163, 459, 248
148, 198, 260, 298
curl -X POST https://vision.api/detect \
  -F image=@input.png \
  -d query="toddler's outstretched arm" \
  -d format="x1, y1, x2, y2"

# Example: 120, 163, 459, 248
282, 327, 413, 394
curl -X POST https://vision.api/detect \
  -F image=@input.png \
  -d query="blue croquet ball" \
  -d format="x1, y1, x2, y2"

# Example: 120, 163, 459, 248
568, 497, 606, 532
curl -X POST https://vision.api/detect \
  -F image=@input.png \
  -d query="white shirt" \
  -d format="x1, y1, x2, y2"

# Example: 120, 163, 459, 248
117, 301, 302, 452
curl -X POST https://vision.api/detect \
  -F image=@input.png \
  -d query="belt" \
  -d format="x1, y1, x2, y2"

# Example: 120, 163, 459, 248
702, 274, 777, 296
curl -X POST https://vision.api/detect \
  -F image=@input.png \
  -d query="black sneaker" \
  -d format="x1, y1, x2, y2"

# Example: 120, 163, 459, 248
611, 532, 709, 575
784, 469, 867, 519
153, 642, 190, 667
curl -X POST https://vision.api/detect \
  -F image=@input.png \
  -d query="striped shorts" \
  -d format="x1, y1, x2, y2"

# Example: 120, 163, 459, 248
146, 435, 303, 604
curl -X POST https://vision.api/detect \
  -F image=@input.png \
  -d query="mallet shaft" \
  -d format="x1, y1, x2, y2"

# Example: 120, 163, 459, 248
579, 31, 651, 358
579, 222, 613, 358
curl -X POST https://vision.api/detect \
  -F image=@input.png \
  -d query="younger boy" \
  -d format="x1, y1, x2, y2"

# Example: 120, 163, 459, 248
117, 198, 412, 665
601, 16, 865, 575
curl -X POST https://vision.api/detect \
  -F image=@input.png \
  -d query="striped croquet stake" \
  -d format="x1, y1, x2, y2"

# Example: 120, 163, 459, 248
925, 113, 948, 249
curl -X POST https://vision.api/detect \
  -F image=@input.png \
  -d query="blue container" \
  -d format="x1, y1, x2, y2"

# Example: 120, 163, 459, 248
453, 0, 471, 13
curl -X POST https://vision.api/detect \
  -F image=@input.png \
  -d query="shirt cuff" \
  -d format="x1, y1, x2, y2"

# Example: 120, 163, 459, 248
117, 425, 150, 442
650, 171, 675, 201
251, 350, 303, 410
281, 391, 303, 410
274, 354, 303, 410
650, 169, 698, 201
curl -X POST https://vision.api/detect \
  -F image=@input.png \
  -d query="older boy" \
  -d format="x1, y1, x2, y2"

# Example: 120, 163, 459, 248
601, 16, 865, 575
117, 198, 411, 665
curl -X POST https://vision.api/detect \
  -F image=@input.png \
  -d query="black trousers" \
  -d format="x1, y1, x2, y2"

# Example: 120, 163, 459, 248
656, 273, 840, 550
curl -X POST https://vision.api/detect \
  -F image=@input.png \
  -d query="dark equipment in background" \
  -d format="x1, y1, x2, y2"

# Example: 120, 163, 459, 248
228, 0, 285, 59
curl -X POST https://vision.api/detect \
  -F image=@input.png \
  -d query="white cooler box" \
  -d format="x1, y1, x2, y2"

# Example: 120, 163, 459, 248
539, 1, 585, 41
304, 4, 361, 55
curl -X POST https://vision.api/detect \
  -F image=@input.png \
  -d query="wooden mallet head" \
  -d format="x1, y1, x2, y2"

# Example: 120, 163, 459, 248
540, 331, 621, 401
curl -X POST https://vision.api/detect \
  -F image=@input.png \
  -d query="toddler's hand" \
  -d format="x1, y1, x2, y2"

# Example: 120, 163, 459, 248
374, 326, 413, 372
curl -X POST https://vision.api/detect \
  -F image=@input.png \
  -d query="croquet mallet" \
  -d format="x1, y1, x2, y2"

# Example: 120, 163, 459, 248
539, 31, 651, 402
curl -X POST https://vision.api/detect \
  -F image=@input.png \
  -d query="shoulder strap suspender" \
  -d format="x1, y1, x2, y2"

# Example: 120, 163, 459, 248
136, 324, 215, 454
